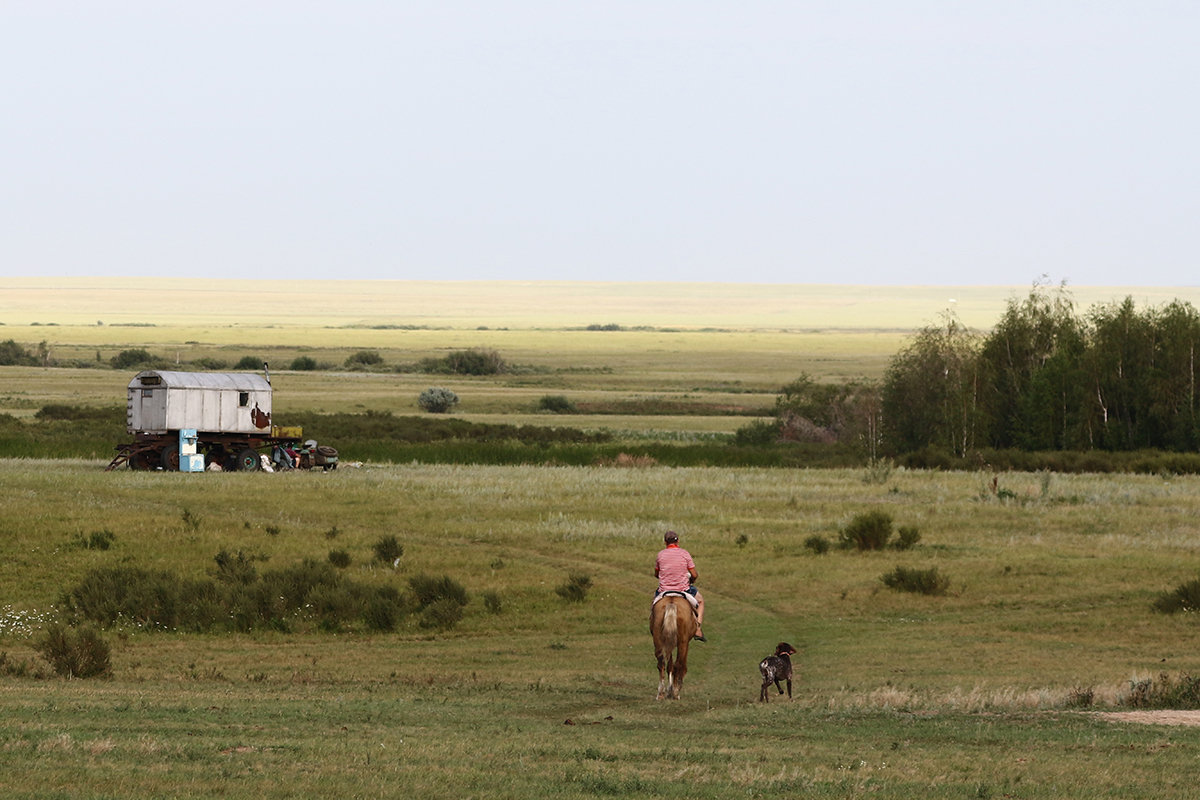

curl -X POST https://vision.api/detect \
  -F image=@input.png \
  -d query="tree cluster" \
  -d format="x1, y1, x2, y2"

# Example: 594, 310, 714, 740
882, 283, 1200, 454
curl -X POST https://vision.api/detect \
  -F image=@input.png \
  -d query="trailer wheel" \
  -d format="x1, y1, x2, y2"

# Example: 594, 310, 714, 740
236, 448, 261, 472
161, 448, 180, 471
128, 450, 156, 471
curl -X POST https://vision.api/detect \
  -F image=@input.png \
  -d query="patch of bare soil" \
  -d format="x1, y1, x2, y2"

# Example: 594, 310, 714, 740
1095, 710, 1200, 726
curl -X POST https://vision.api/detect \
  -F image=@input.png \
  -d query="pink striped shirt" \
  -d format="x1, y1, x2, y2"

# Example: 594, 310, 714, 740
655, 544, 696, 593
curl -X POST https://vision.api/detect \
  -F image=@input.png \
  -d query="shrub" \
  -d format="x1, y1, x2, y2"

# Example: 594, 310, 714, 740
346, 350, 384, 368
419, 598, 465, 630
0, 339, 37, 366
892, 526, 921, 551
212, 550, 260, 585
110, 348, 156, 369
328, 549, 351, 568
364, 587, 407, 632
733, 419, 780, 446
35, 625, 112, 678
418, 387, 459, 414
290, 356, 318, 371
804, 535, 831, 555
408, 574, 469, 609
233, 356, 263, 370
418, 348, 506, 375
537, 395, 577, 414
839, 510, 894, 551
1153, 578, 1200, 614
881, 566, 950, 596
555, 573, 593, 603
372, 535, 404, 564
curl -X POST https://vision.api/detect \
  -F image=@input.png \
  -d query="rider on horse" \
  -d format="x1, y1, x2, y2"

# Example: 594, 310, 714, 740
654, 530, 706, 641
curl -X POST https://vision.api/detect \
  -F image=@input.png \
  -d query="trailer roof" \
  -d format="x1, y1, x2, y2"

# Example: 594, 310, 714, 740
128, 370, 272, 391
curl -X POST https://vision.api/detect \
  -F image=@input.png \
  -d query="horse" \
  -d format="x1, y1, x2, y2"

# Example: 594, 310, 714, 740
650, 593, 696, 700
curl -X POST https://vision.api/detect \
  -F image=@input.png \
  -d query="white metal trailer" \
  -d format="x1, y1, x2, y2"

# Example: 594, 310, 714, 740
126, 370, 273, 436
108, 369, 335, 472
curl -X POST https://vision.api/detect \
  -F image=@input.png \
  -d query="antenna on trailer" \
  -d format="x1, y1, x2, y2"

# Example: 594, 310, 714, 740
263, 361, 271, 385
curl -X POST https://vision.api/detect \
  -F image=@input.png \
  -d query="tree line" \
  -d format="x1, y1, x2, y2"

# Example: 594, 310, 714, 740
775, 282, 1200, 456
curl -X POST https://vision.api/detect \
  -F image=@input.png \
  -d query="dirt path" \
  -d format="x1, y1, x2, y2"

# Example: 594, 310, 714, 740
1095, 710, 1200, 726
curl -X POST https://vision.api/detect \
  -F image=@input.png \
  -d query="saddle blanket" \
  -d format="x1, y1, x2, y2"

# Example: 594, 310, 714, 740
652, 590, 699, 612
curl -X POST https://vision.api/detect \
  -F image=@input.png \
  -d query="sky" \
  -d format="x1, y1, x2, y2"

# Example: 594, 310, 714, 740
2, 1, 1198, 286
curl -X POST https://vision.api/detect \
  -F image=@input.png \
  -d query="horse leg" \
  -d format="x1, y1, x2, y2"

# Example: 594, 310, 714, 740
671, 639, 689, 699
656, 651, 668, 700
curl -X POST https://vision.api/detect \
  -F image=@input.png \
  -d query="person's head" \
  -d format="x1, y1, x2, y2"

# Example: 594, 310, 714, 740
664, 530, 678, 544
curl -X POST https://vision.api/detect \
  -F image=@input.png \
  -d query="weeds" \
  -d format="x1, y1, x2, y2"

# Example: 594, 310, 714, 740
71, 529, 115, 550
1152, 577, 1200, 614
1124, 672, 1200, 709
180, 508, 201, 532
482, 590, 503, 614
555, 573, 593, 603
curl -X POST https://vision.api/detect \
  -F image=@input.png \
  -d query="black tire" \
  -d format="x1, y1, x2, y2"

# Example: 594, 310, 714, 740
161, 447, 180, 471
236, 448, 261, 472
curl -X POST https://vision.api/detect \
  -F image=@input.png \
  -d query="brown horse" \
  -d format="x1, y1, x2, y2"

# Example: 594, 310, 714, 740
651, 593, 696, 700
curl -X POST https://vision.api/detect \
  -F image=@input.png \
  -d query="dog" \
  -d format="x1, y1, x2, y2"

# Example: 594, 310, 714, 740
759, 642, 797, 702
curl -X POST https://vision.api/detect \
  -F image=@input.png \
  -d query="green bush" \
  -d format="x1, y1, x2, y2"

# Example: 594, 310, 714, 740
892, 526, 922, 551
537, 395, 577, 414
35, 625, 112, 678
290, 356, 318, 371
733, 420, 780, 446
364, 587, 407, 632
419, 348, 506, 375
346, 350, 384, 368
555, 573, 593, 603
418, 387, 459, 414
839, 510, 894, 551
233, 356, 263, 370
110, 348, 156, 369
419, 598, 464, 630
880, 566, 950, 596
0, 339, 37, 366
408, 574, 469, 609
328, 549, 352, 568
212, 549, 260, 585
372, 535, 404, 564
804, 535, 831, 555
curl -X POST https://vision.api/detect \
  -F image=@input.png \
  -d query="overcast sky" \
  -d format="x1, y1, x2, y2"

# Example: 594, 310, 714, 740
2, 2, 1197, 286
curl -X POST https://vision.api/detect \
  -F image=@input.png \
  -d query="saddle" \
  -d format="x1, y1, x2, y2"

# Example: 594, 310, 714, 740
652, 590, 699, 613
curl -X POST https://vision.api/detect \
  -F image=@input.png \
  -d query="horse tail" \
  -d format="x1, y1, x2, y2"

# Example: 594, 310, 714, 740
661, 601, 678, 650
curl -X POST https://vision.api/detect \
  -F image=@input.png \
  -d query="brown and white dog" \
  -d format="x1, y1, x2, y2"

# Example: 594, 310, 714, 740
759, 642, 797, 702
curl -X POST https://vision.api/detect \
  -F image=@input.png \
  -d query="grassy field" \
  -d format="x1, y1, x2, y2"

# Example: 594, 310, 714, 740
4, 460, 1200, 797
6, 279, 1200, 797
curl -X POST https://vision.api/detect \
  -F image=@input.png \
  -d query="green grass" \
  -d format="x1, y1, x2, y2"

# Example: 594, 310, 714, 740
4, 461, 1200, 796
